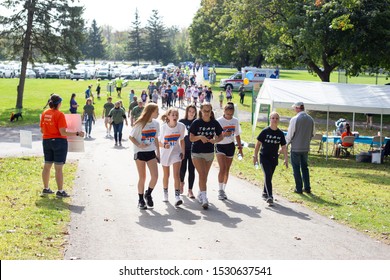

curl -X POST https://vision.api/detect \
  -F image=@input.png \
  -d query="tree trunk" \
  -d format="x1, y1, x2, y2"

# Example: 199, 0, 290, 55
16, 0, 36, 110
307, 60, 331, 82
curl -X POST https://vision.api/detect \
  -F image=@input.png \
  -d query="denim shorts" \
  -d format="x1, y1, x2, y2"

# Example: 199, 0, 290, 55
192, 152, 214, 162
43, 138, 68, 165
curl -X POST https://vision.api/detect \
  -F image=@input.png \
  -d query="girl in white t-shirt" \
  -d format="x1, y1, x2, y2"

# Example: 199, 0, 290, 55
216, 103, 243, 200
159, 108, 186, 207
129, 103, 160, 210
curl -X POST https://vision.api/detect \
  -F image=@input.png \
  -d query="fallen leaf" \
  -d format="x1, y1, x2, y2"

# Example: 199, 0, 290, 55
294, 236, 301, 240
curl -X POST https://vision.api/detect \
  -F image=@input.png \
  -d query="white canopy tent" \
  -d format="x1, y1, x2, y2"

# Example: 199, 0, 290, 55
253, 79, 390, 157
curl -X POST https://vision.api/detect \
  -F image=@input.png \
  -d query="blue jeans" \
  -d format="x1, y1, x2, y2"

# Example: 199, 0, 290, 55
85, 115, 93, 135
112, 122, 124, 143
290, 152, 310, 192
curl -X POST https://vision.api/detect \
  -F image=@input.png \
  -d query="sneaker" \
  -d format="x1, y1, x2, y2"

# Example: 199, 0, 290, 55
41, 188, 54, 195
138, 200, 147, 210
144, 192, 154, 208
197, 192, 203, 204
266, 197, 274, 205
56, 190, 70, 198
262, 192, 268, 200
303, 189, 311, 194
119, 142, 122, 146
175, 196, 183, 207
218, 190, 227, 200
202, 197, 209, 210
115, 142, 118, 146
163, 189, 169, 202
294, 189, 303, 194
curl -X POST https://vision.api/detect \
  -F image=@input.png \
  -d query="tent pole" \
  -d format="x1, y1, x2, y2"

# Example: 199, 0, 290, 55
352, 112, 355, 131
326, 110, 330, 160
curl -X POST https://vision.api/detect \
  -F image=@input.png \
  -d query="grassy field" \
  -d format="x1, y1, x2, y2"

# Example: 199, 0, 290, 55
0, 157, 78, 259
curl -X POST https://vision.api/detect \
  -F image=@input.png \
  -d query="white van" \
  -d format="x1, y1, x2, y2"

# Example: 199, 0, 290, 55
0, 65, 15, 78
219, 67, 277, 90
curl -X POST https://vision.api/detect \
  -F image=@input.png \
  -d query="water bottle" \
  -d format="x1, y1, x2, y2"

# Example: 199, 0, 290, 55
254, 162, 259, 169
237, 153, 243, 161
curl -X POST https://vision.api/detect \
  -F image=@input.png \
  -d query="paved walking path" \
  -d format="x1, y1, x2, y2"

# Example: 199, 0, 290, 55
1, 105, 389, 260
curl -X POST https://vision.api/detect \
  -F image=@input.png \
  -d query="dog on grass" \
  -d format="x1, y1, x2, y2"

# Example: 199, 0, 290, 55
10, 112, 23, 122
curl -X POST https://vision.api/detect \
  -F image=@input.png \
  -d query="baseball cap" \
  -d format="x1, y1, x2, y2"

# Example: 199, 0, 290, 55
292, 101, 304, 108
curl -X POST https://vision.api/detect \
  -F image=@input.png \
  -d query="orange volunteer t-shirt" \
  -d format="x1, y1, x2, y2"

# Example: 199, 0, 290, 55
40, 109, 68, 139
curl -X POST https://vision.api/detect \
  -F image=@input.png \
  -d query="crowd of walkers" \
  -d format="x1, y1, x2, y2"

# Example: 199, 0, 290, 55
40, 65, 306, 211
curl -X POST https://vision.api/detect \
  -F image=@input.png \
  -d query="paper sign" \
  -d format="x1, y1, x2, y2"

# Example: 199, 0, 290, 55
20, 130, 32, 149
65, 114, 84, 152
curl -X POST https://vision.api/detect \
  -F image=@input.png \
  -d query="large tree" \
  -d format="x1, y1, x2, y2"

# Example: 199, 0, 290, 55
0, 0, 85, 109
145, 10, 174, 64
127, 9, 143, 65
87, 19, 105, 65
260, 0, 390, 81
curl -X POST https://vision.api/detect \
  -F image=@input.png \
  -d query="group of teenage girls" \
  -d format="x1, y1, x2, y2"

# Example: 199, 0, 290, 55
129, 102, 243, 210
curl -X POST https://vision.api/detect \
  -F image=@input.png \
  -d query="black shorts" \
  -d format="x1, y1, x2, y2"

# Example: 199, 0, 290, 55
134, 151, 156, 162
43, 138, 68, 165
216, 142, 235, 158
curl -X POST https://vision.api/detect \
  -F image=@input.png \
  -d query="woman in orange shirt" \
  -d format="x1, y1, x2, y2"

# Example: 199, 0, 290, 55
341, 123, 353, 147
40, 94, 84, 198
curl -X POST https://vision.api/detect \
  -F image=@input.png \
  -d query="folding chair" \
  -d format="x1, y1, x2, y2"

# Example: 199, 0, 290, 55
370, 136, 381, 151
339, 136, 355, 157
311, 133, 324, 154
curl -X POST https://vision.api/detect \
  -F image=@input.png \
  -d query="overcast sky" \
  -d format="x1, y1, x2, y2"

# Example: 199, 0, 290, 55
79, 0, 202, 31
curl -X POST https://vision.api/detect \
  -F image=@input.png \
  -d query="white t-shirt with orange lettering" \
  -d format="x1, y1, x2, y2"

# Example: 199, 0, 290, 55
159, 122, 186, 166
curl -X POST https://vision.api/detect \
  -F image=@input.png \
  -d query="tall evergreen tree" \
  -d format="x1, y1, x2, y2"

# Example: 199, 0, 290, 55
0, 0, 85, 110
88, 19, 105, 65
127, 9, 143, 65
145, 10, 174, 64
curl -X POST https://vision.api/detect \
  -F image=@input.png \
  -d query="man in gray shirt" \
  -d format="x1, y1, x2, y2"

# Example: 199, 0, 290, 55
285, 102, 315, 194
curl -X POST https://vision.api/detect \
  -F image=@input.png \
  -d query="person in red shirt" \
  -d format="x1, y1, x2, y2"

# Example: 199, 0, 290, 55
177, 83, 185, 108
341, 123, 353, 147
40, 94, 84, 198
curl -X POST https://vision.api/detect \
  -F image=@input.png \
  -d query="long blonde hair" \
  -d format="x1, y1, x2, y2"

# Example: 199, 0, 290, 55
134, 103, 158, 128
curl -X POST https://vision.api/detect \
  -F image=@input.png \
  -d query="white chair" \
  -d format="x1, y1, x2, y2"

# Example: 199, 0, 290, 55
370, 136, 381, 151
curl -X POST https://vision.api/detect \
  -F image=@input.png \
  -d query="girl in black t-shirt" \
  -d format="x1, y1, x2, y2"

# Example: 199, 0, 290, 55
189, 103, 223, 209
253, 112, 288, 205
179, 104, 197, 199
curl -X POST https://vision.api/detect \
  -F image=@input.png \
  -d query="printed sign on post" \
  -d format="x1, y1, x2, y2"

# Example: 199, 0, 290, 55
65, 114, 84, 152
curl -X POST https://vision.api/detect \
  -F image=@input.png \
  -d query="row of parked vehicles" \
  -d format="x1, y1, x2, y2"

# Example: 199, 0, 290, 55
0, 62, 178, 81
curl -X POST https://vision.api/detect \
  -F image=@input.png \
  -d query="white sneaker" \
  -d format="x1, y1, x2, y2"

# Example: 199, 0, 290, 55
163, 190, 168, 202
175, 196, 183, 207
197, 192, 203, 204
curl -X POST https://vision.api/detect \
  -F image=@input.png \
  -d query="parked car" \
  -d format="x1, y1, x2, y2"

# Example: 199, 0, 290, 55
33, 67, 45, 78
95, 69, 112, 80
70, 69, 90, 80
0, 65, 15, 78
45, 69, 61, 78
139, 68, 158, 80
25, 69, 36, 78
166, 63, 175, 72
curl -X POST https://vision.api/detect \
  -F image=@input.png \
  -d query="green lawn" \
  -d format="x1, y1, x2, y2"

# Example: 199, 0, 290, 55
0, 157, 78, 259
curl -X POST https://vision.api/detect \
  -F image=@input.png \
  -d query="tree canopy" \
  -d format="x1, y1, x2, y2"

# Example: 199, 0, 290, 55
189, 0, 390, 81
